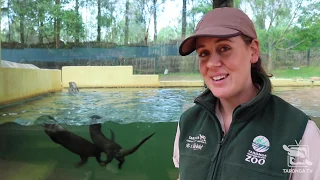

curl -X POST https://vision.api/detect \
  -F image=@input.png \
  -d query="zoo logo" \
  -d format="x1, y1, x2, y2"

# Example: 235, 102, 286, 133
252, 136, 270, 153
245, 136, 270, 165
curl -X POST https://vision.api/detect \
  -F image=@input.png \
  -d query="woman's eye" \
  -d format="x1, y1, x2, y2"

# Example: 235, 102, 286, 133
219, 46, 231, 53
198, 51, 209, 57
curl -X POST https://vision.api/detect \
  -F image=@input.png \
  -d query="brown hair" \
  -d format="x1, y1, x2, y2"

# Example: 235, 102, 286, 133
241, 35, 273, 91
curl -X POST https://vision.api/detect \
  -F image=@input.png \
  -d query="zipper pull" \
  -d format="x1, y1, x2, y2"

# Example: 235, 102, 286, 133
219, 132, 225, 145
219, 137, 224, 145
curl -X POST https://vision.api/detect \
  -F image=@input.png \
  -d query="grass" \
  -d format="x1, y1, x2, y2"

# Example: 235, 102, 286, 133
158, 66, 320, 81
270, 66, 320, 79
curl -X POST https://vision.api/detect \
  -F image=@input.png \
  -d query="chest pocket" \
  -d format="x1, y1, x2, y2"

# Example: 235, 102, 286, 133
220, 162, 287, 180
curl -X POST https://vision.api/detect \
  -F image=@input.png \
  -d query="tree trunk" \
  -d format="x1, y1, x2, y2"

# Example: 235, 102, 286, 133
56, 18, 61, 48
38, 3, 44, 43
19, 0, 25, 44
124, 0, 129, 45
97, 0, 101, 42
153, 0, 157, 43
7, 1, 11, 42
307, 48, 311, 67
75, 0, 80, 43
144, 29, 148, 46
19, 19, 25, 44
213, 0, 233, 8
39, 21, 44, 43
55, 0, 61, 48
267, 40, 273, 71
181, 0, 187, 39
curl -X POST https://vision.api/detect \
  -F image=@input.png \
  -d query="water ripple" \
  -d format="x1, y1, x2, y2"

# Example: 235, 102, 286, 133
1, 87, 320, 125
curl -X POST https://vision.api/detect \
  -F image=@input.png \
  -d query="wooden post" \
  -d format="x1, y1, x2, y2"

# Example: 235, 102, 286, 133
307, 48, 311, 67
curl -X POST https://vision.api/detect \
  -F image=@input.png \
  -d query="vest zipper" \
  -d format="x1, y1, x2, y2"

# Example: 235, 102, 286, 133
213, 106, 241, 180
194, 100, 225, 180
206, 134, 225, 180
211, 136, 224, 163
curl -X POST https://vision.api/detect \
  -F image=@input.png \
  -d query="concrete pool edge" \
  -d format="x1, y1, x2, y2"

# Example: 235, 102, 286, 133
58, 79, 320, 88
270, 78, 320, 87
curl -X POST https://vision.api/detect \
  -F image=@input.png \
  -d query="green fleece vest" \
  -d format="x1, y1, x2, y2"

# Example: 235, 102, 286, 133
178, 72, 309, 180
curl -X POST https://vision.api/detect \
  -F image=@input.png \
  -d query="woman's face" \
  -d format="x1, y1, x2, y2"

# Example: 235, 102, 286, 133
196, 36, 259, 100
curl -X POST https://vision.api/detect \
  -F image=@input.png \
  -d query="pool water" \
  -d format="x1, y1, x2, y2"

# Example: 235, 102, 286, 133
0, 88, 204, 125
0, 87, 319, 180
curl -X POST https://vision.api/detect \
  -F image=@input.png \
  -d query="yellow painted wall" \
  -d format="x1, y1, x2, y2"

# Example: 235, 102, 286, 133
0, 68, 62, 106
1, 65, 319, 107
132, 75, 159, 87
62, 66, 159, 87
159, 80, 204, 87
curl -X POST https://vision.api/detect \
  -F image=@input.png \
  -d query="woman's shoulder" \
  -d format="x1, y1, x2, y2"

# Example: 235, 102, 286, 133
301, 120, 320, 145
290, 120, 320, 180
269, 94, 310, 118
180, 103, 205, 118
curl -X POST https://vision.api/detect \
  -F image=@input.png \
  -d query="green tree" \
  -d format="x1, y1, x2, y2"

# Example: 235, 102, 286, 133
292, 1, 320, 50
244, 0, 304, 70
60, 10, 85, 42
157, 26, 181, 43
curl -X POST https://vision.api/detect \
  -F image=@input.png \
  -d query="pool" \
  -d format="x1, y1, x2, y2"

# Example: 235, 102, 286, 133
0, 88, 204, 125
0, 87, 319, 180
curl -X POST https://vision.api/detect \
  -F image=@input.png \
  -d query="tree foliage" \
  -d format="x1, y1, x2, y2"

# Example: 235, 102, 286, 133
0, 0, 319, 57
241, 0, 320, 70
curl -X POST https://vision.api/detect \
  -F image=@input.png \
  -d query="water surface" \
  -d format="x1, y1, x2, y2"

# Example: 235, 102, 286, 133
0, 87, 319, 180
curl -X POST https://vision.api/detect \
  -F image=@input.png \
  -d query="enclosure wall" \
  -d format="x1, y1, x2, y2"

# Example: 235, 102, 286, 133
0, 68, 62, 105
61, 66, 159, 88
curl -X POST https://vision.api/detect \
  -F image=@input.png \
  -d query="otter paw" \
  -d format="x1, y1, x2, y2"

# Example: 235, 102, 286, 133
100, 162, 106, 167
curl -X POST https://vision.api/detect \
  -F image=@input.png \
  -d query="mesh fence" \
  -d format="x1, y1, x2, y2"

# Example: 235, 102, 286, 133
1, 42, 319, 73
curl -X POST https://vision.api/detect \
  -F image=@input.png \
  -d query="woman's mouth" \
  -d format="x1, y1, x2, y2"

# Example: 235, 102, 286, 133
212, 74, 229, 81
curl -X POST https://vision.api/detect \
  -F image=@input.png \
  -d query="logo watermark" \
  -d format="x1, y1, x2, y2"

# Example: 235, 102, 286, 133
282, 140, 313, 174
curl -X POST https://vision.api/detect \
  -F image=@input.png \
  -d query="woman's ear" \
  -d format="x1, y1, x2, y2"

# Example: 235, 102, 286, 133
250, 39, 260, 63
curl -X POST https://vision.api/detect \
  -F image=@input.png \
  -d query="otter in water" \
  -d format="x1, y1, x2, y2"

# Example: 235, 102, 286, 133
39, 115, 103, 167
89, 115, 155, 169
68, 82, 79, 93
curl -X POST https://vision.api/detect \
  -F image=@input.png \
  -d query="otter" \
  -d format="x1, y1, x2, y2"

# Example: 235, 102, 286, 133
68, 82, 79, 93
40, 115, 103, 167
89, 115, 155, 169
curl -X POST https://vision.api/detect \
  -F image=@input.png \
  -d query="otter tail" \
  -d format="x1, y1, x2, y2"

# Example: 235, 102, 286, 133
118, 132, 155, 157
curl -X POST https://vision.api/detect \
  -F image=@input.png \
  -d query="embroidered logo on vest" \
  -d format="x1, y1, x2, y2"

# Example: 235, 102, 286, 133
252, 136, 270, 152
245, 136, 270, 165
185, 134, 207, 150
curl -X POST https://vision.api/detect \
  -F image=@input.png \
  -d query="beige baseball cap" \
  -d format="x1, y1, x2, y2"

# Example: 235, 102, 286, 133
179, 7, 257, 56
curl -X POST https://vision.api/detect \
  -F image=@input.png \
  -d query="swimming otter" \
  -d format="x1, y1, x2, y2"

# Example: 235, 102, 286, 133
40, 115, 103, 167
68, 82, 79, 93
89, 115, 155, 169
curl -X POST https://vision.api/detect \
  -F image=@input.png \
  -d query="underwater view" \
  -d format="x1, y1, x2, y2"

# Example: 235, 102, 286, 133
0, 87, 320, 180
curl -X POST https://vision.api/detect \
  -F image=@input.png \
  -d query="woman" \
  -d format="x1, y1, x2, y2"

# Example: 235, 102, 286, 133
173, 7, 320, 180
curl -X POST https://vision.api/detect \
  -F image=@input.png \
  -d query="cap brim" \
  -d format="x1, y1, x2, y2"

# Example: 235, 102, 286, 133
179, 27, 242, 56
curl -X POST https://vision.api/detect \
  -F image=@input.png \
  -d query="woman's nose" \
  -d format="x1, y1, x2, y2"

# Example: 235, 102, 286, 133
206, 53, 222, 68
